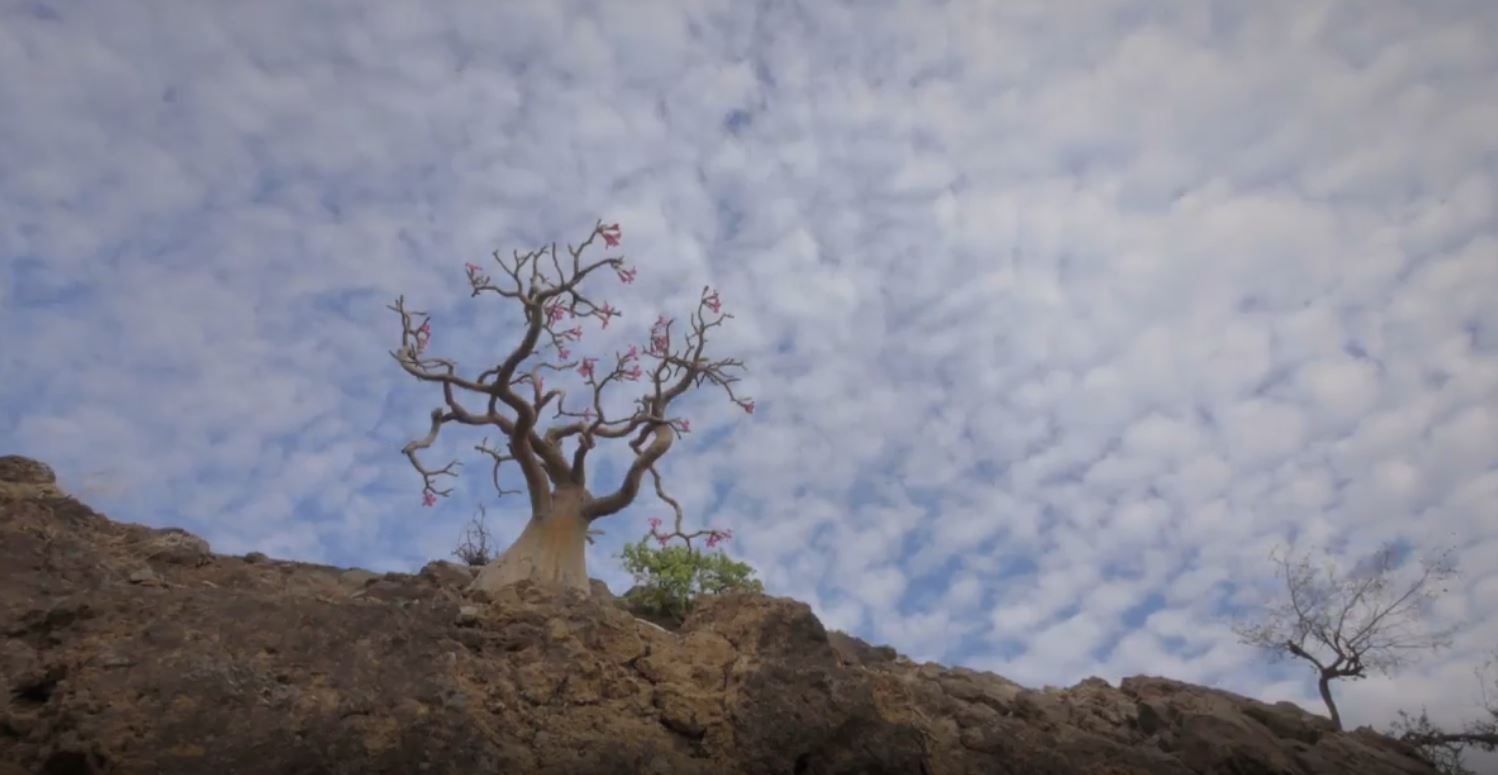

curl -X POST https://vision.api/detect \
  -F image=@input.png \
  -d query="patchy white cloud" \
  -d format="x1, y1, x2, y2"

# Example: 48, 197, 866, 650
5, 0, 1498, 762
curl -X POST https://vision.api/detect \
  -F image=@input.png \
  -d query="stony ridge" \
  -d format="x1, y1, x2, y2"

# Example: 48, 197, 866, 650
0, 455, 1438, 774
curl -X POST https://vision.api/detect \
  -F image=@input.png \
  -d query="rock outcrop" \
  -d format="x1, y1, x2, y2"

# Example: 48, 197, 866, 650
0, 455, 1439, 774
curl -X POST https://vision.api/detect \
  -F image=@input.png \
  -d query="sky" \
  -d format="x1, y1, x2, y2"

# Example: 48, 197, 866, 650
4, 0, 1497, 759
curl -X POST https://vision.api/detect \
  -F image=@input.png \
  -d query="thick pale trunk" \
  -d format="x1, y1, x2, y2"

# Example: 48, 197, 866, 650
469, 488, 592, 596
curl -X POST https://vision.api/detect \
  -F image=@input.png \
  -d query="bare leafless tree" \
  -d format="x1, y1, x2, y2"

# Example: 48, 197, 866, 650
452, 504, 495, 567
1390, 648, 1498, 775
1233, 542, 1458, 731
391, 220, 753, 597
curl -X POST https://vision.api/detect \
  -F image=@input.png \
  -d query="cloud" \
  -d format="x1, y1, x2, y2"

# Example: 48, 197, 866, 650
4, 0, 1497, 761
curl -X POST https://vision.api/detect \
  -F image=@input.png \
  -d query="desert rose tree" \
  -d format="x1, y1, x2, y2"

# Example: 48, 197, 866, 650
388, 220, 753, 597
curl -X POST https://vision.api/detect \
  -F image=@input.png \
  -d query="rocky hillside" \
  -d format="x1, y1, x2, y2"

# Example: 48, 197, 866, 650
0, 455, 1439, 774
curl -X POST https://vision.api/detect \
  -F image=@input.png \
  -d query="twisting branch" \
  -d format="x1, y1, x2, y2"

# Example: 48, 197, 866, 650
401, 408, 462, 504
473, 437, 523, 498
634, 463, 730, 552
580, 287, 755, 521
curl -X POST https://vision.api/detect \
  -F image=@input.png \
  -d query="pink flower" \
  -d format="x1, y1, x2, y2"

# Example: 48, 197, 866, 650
650, 334, 669, 355
648, 517, 662, 530
578, 358, 596, 379
599, 303, 617, 329
657, 535, 670, 547
558, 347, 571, 360
601, 223, 622, 247
625, 344, 638, 361
546, 303, 568, 324
648, 317, 671, 354
422, 492, 437, 507
622, 365, 642, 381
741, 400, 755, 414
705, 290, 722, 314
678, 419, 691, 432
566, 326, 584, 340
465, 262, 482, 273
617, 266, 637, 284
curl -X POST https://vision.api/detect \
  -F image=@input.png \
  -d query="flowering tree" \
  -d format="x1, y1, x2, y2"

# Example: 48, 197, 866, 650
388, 220, 753, 597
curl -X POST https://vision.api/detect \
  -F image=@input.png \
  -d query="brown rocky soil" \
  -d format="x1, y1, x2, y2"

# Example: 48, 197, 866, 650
0, 455, 1440, 774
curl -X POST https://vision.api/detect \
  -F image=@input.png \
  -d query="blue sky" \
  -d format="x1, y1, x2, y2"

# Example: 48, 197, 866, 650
4, 0, 1498, 750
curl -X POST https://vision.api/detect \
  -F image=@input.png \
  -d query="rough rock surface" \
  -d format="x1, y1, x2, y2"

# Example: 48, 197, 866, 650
0, 455, 1440, 774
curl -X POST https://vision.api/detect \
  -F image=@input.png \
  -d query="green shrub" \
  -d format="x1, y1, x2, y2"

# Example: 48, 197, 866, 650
617, 540, 763, 623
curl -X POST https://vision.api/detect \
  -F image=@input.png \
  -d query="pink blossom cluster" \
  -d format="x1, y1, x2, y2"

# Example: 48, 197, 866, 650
414, 321, 432, 354
645, 516, 734, 550
600, 223, 622, 247
704, 528, 733, 549
649, 315, 671, 356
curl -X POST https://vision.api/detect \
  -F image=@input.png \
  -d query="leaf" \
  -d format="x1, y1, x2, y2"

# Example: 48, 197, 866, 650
617, 540, 763, 621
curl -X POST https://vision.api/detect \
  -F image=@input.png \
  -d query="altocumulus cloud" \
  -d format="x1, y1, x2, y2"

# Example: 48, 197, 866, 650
3, 0, 1497, 752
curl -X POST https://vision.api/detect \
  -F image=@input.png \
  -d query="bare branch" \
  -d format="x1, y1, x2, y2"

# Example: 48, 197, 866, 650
400, 407, 462, 503
473, 437, 524, 499
452, 504, 495, 567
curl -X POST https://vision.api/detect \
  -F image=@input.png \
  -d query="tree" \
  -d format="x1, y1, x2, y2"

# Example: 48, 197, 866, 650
391, 220, 754, 597
1233, 542, 1458, 731
1389, 648, 1498, 775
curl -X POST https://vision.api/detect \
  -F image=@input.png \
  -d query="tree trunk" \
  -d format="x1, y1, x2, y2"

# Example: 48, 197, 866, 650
468, 487, 592, 596
1318, 673, 1343, 731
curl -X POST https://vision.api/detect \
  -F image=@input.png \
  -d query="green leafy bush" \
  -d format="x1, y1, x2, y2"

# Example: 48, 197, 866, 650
618, 539, 763, 623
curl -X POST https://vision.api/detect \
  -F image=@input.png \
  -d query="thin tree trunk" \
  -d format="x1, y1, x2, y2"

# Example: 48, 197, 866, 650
1318, 673, 1343, 731
468, 487, 592, 596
